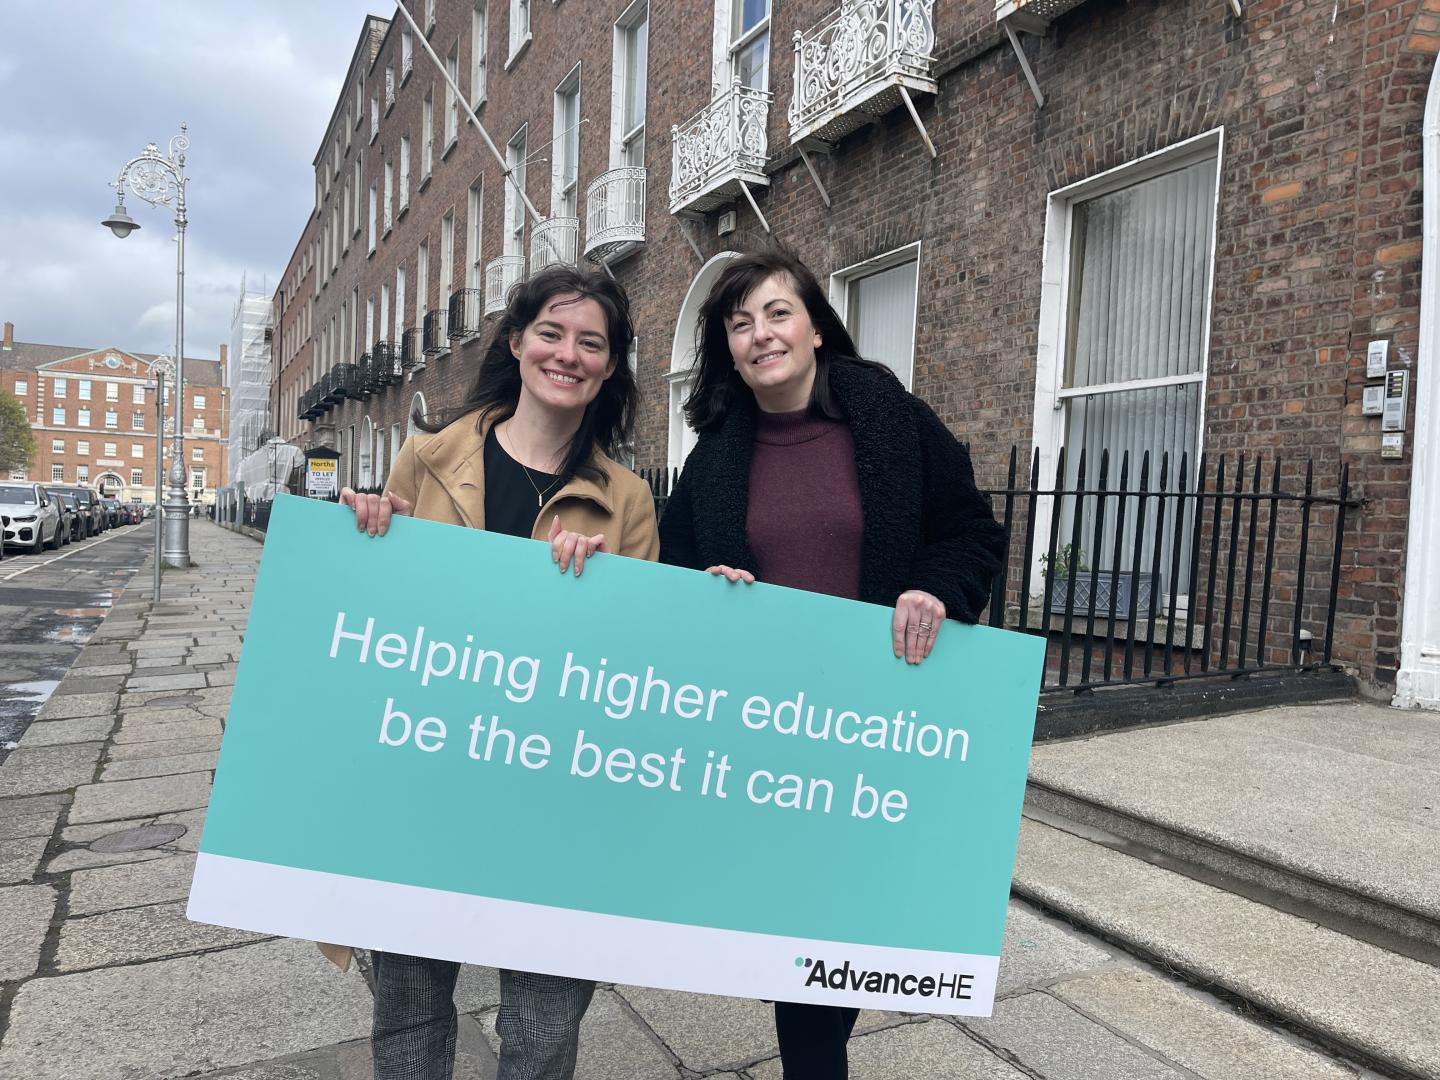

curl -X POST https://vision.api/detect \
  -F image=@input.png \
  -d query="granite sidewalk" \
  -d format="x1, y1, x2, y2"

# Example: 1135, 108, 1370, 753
0, 520, 1388, 1079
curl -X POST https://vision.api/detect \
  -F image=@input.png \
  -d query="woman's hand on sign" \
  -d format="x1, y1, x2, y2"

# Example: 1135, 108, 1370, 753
706, 565, 756, 585
549, 515, 608, 577
893, 589, 946, 665
339, 488, 413, 537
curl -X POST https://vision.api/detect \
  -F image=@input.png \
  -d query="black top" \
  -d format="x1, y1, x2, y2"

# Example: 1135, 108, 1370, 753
483, 427, 562, 538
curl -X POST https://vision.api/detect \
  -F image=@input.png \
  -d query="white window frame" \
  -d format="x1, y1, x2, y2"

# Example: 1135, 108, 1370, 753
78, 379, 92, 401
194, 394, 206, 410
505, 125, 528, 256
422, 93, 435, 180
384, 161, 394, 234
51, 465, 64, 483
368, 184, 378, 254
105, 382, 119, 402
131, 468, 144, 486
829, 242, 921, 392
400, 136, 411, 210
472, 3, 489, 107
611, 1, 648, 169
132, 444, 143, 458
467, 180, 485, 290
191, 447, 204, 462
77, 408, 91, 427
53, 377, 67, 398
15, 378, 27, 396
402, 26, 414, 80
715, 0, 770, 93
508, 0, 532, 67
440, 211, 456, 312
105, 442, 117, 458
133, 383, 144, 404
396, 263, 408, 341
445, 45, 461, 150
51, 438, 64, 453
1027, 128, 1224, 594
77, 440, 90, 455
381, 283, 391, 342
552, 65, 581, 219
132, 411, 144, 431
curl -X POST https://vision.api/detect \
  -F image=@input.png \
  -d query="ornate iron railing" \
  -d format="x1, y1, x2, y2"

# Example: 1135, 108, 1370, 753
354, 353, 378, 398
321, 367, 345, 405
447, 289, 484, 338
334, 362, 362, 400
789, 0, 937, 145
484, 255, 527, 317
530, 217, 580, 276
422, 309, 448, 354
585, 168, 647, 262
385, 67, 396, 112
669, 80, 772, 216
372, 341, 401, 385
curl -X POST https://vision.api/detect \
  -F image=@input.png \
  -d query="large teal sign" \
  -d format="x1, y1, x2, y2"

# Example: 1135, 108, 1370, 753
189, 494, 1044, 1014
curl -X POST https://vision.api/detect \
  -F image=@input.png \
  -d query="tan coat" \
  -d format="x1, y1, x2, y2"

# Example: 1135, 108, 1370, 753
318, 409, 657, 971
383, 408, 659, 559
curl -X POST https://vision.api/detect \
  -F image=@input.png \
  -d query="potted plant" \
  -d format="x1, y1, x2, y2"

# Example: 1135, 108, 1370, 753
1041, 544, 1157, 619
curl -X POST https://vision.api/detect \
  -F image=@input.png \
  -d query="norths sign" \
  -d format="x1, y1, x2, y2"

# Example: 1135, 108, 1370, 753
187, 495, 1044, 1015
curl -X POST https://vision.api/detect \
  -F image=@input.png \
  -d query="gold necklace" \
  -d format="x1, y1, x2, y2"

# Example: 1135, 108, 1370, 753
498, 424, 562, 508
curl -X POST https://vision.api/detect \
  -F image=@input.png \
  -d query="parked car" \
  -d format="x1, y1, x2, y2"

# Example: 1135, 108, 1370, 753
46, 485, 104, 537
100, 497, 122, 528
55, 493, 82, 545
0, 482, 64, 553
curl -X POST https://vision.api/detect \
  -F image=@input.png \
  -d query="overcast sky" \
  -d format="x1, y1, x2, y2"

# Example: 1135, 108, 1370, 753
0, 1, 385, 361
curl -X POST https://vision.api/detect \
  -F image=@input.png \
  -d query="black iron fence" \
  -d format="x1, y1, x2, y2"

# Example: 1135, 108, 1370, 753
641, 449, 1357, 695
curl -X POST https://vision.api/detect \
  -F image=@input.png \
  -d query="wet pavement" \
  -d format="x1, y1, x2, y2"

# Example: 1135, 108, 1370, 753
0, 523, 152, 759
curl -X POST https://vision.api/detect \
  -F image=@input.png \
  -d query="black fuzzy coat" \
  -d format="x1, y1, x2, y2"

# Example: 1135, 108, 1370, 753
658, 359, 1009, 623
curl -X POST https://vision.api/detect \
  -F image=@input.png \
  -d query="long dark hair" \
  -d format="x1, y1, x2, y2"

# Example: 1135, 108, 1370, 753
415, 265, 637, 486
683, 247, 891, 432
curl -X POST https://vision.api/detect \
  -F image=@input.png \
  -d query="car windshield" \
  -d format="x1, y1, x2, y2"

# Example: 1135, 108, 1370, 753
0, 485, 36, 502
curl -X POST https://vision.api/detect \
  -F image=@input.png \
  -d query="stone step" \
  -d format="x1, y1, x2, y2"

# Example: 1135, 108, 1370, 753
1012, 817, 1440, 1080
1025, 701, 1440, 956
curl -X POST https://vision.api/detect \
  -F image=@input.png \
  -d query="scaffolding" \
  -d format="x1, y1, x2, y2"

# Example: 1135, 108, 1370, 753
227, 272, 274, 484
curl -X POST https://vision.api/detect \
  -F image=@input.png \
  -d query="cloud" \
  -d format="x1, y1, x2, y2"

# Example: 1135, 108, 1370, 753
0, 0, 384, 355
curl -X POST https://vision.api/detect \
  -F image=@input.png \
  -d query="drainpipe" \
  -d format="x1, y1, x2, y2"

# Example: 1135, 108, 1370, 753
1394, 59, 1440, 710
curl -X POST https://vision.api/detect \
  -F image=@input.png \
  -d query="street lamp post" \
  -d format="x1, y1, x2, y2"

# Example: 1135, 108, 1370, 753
148, 355, 173, 600
102, 124, 192, 569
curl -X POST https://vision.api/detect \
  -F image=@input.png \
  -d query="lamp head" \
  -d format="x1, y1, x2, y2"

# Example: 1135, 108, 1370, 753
102, 204, 140, 239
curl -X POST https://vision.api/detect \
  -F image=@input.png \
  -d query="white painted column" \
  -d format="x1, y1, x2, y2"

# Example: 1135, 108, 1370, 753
1394, 59, 1440, 711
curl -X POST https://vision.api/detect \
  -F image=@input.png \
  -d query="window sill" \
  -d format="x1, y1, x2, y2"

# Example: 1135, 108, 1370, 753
402, 67, 412, 86
382, 226, 392, 240
419, 173, 432, 193
370, 130, 379, 145
398, 202, 410, 221
504, 35, 532, 72
367, 247, 377, 259
442, 138, 459, 161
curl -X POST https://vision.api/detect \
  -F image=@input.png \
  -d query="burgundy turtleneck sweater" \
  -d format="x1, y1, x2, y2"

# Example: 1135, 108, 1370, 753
746, 408, 864, 601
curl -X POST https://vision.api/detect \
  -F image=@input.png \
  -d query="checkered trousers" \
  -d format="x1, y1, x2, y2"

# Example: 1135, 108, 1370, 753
371, 952, 595, 1080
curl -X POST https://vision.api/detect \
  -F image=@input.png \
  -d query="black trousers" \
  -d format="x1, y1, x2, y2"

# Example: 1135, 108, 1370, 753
774, 1002, 860, 1080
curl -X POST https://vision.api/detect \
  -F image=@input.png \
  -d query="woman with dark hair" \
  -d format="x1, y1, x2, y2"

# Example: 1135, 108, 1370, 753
337, 265, 658, 1080
659, 249, 1007, 1078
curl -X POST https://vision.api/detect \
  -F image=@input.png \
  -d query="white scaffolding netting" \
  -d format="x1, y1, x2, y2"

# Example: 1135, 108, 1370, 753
234, 439, 305, 502
228, 272, 274, 484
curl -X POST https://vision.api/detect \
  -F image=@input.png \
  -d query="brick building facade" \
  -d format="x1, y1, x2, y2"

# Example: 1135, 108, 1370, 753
277, 0, 1437, 702
1, 321, 228, 508
272, 219, 317, 452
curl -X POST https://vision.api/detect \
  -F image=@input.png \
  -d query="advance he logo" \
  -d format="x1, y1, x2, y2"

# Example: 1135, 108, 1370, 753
797, 956, 975, 1000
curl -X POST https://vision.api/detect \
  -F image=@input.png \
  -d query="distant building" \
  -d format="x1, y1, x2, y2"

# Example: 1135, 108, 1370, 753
0, 319, 227, 508
227, 276, 275, 483
271, 217, 318, 456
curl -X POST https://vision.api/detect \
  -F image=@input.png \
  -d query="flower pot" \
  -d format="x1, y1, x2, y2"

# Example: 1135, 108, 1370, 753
1047, 570, 1157, 619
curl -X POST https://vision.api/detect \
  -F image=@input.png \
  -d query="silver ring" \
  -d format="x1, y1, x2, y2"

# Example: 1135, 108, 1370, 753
918, 621, 933, 630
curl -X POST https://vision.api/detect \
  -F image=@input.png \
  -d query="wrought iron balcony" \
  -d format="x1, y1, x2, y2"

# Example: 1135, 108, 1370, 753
669, 80, 772, 216
400, 328, 424, 372
385, 68, 396, 112
334, 362, 362, 400
422, 309, 449, 354
789, 0, 937, 146
448, 289, 484, 339
584, 168, 646, 263
299, 386, 324, 421
373, 341, 401, 386
355, 353, 377, 398
321, 367, 345, 405
484, 255, 527, 317
530, 217, 579, 276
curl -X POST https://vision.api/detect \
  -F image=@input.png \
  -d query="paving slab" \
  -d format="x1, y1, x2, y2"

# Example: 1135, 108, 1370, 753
56, 899, 269, 971
455, 963, 503, 1012
125, 672, 209, 692
0, 792, 68, 839
38, 691, 118, 720
1028, 701, 1440, 922
101, 748, 218, 782
0, 938, 375, 1080
0, 834, 48, 884
134, 657, 192, 670
68, 664, 133, 678
0, 742, 102, 797
188, 646, 237, 664
964, 992, 1186, 1079
46, 845, 173, 873
0, 884, 58, 980
1051, 968, 1360, 1080
68, 852, 197, 914
54, 675, 126, 694
69, 770, 211, 823
1014, 818, 1440, 1078
115, 705, 206, 724
113, 716, 223, 744
106, 732, 221, 759
996, 902, 1114, 997
16, 715, 116, 746
614, 985, 778, 1070
481, 987, 677, 1079
751, 1018, 1029, 1080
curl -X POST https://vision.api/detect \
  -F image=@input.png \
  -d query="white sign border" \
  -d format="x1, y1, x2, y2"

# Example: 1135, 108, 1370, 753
189, 852, 999, 1015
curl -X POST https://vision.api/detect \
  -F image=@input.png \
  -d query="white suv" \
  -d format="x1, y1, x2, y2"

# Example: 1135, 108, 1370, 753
0, 482, 64, 554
